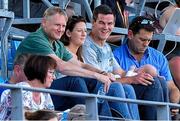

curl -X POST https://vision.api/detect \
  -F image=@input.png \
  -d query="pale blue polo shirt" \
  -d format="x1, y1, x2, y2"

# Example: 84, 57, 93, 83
82, 35, 120, 73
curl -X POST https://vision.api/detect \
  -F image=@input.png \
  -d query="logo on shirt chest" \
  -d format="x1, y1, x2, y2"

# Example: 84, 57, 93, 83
109, 58, 114, 67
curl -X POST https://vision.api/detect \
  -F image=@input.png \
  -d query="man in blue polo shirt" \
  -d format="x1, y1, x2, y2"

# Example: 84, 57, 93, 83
113, 16, 180, 119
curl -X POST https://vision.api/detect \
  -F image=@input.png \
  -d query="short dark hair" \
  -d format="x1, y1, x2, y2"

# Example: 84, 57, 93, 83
24, 55, 57, 84
129, 16, 155, 35
25, 110, 58, 120
13, 54, 30, 69
93, 4, 115, 22
61, 15, 86, 46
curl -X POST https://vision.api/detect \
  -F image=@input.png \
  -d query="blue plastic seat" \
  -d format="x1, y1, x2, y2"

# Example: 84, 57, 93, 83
0, 40, 21, 71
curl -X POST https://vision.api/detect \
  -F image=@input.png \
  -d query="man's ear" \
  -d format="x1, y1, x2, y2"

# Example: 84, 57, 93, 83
128, 30, 134, 39
92, 19, 95, 27
13, 65, 22, 76
41, 18, 47, 28
14, 65, 21, 73
66, 30, 71, 38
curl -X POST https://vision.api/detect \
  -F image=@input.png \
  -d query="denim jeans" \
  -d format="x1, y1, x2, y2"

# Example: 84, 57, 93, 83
159, 79, 169, 102
94, 81, 133, 119
50, 76, 88, 111
50, 76, 112, 119
80, 78, 133, 119
123, 84, 140, 120
132, 77, 164, 120
50, 76, 134, 119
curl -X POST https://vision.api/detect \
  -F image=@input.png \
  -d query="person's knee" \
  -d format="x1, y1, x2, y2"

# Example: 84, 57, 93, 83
108, 82, 126, 97
160, 79, 169, 91
61, 76, 89, 93
110, 82, 123, 89
138, 64, 158, 77
123, 84, 134, 91
64, 76, 87, 87
123, 84, 136, 99
151, 78, 163, 91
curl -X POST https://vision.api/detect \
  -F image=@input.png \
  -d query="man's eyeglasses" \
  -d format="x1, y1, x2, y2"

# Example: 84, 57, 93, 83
48, 70, 55, 76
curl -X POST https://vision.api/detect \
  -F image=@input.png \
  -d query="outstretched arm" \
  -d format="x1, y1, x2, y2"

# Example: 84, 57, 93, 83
48, 54, 112, 92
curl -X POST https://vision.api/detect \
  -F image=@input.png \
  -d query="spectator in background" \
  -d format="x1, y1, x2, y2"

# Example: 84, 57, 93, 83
0, 54, 29, 96
8, 0, 47, 18
113, 16, 179, 119
0, 55, 57, 120
102, 0, 129, 44
159, 0, 180, 62
65, 4, 75, 18
159, 0, 180, 113
125, 0, 134, 6
102, 0, 128, 28
159, 0, 180, 35
159, 1, 180, 108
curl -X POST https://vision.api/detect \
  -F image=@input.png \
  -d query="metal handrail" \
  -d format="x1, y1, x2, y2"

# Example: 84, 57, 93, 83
1, 83, 180, 120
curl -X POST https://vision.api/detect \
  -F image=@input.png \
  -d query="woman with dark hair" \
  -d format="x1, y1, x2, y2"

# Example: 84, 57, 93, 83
61, 15, 87, 62
0, 55, 57, 120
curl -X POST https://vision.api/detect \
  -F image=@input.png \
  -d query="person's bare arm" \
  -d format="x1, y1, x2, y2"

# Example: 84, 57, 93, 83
119, 73, 154, 86
79, 61, 103, 74
48, 54, 111, 92
113, 68, 154, 86
67, 56, 108, 73
106, 35, 124, 43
